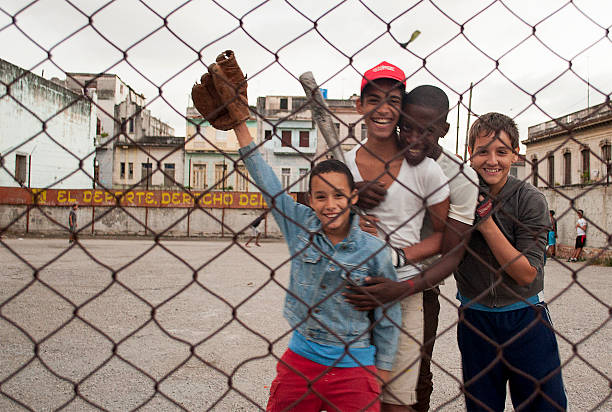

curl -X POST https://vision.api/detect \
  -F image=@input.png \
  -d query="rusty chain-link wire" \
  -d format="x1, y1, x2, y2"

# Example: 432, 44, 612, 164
1, 0, 611, 411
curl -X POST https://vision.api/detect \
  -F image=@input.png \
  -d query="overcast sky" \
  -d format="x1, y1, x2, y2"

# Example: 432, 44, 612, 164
2, 0, 611, 155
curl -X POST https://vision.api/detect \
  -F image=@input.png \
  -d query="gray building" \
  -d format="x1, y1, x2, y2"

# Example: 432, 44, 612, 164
60, 73, 175, 189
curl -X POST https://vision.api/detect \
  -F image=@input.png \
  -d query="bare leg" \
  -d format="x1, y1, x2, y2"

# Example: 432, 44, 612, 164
575, 247, 583, 260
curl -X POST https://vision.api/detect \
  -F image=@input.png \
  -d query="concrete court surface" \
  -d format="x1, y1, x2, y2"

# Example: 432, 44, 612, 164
0, 237, 610, 411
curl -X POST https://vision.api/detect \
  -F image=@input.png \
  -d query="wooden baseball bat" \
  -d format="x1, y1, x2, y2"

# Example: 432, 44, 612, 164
298, 72, 345, 163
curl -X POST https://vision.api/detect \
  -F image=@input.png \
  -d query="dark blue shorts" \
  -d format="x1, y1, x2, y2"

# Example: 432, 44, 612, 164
457, 303, 567, 411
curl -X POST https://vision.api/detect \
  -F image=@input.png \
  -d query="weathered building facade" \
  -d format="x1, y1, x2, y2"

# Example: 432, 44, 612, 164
184, 107, 256, 191
0, 58, 96, 189
256, 95, 317, 192
113, 136, 185, 190
61, 73, 175, 189
525, 102, 612, 253
525, 102, 612, 188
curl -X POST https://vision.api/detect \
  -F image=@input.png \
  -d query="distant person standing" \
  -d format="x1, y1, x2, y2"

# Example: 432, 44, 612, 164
568, 209, 587, 262
245, 213, 265, 247
547, 210, 557, 258
68, 204, 78, 244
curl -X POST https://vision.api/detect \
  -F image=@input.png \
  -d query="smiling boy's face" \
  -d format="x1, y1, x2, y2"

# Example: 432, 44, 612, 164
399, 103, 449, 166
309, 171, 358, 239
357, 79, 403, 143
469, 130, 518, 195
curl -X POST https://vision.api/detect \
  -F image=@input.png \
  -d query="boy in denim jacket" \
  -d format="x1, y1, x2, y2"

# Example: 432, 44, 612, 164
233, 122, 400, 411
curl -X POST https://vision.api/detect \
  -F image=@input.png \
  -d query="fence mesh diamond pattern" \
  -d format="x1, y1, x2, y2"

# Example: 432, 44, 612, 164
0, 1, 610, 411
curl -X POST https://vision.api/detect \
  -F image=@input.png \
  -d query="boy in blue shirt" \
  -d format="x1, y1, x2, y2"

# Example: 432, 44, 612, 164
235, 121, 400, 412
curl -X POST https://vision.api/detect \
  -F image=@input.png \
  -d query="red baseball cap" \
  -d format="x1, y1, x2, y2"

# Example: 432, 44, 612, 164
361, 61, 406, 93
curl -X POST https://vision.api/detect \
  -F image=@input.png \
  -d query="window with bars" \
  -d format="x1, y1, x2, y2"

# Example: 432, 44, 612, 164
564, 152, 572, 185
164, 163, 175, 187
531, 157, 538, 187
141, 163, 153, 187
281, 168, 291, 189
215, 163, 228, 190
581, 147, 590, 183
236, 164, 248, 191
602, 144, 611, 182
548, 153, 555, 186
192, 163, 207, 189
298, 168, 309, 192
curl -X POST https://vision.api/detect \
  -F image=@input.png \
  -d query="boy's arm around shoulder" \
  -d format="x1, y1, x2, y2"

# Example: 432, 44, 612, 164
402, 159, 450, 263
410, 164, 479, 293
369, 242, 401, 371
235, 123, 311, 241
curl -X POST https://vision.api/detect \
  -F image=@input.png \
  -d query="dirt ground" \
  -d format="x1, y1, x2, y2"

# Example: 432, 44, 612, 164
0, 237, 610, 411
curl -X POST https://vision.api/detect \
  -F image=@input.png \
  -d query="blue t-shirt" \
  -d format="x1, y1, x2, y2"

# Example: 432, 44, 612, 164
457, 291, 543, 312
289, 330, 376, 368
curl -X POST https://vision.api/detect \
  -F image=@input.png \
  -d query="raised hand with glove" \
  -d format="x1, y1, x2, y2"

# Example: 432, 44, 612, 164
191, 50, 249, 131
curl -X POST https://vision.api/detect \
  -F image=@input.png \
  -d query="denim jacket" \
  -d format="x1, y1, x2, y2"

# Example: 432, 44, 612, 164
239, 142, 401, 370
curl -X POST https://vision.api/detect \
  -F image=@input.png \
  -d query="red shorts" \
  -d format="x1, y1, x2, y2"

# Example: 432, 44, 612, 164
266, 349, 381, 412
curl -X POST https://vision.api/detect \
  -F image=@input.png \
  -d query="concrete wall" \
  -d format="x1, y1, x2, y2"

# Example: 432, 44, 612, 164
0, 59, 96, 189
0, 205, 281, 238
2, 184, 609, 259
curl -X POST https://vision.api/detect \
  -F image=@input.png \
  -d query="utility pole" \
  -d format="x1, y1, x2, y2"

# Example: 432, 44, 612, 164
464, 83, 473, 161
455, 102, 460, 156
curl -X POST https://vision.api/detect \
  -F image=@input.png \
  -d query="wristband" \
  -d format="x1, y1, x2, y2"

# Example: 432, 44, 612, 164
392, 247, 407, 268
405, 278, 415, 292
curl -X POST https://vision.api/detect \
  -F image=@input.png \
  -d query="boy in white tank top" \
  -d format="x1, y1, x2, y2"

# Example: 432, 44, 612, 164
345, 64, 450, 409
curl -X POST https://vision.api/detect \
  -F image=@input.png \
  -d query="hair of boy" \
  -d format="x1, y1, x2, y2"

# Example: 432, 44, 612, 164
309, 159, 355, 193
468, 112, 519, 151
550, 210, 555, 216
404, 85, 450, 123
578, 209, 584, 215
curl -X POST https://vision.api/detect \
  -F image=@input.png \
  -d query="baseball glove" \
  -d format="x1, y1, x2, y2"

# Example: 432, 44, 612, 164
191, 50, 249, 131
474, 175, 494, 226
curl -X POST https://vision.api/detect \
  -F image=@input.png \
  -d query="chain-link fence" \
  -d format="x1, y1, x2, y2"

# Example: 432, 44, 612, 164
1, 1, 611, 411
